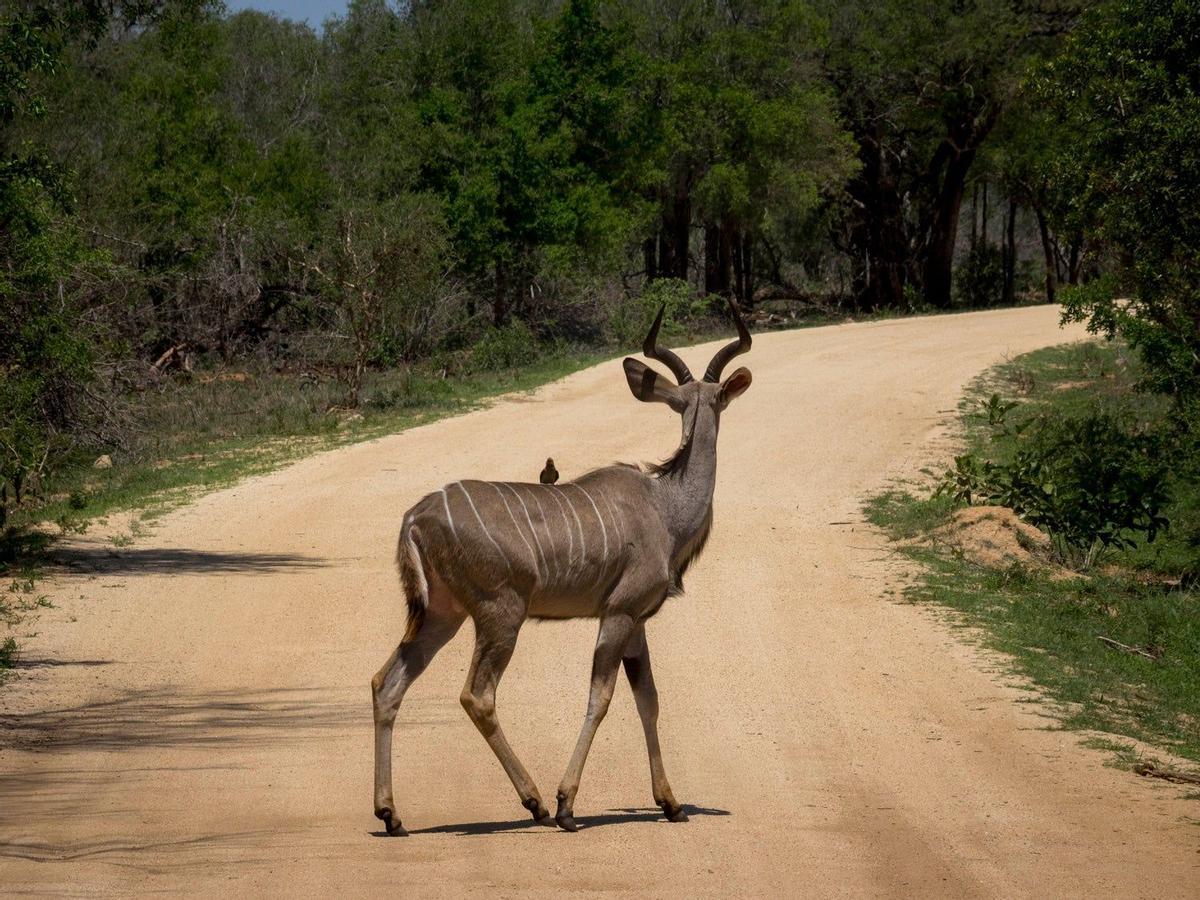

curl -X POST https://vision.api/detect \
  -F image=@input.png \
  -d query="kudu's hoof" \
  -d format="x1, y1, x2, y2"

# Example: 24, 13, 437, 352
524, 797, 553, 824
555, 814, 578, 833
375, 807, 408, 836
660, 802, 688, 823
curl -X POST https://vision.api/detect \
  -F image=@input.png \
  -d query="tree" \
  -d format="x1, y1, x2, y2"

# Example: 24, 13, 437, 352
0, 2, 113, 519
631, 0, 853, 303
822, 0, 1077, 309
1043, 0, 1200, 413
307, 198, 456, 406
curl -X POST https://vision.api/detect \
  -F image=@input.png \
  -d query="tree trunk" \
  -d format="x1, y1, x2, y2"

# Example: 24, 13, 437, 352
922, 148, 975, 308
851, 130, 907, 310
719, 219, 734, 297
658, 178, 691, 281
971, 182, 978, 249
1003, 197, 1017, 306
671, 190, 690, 280
731, 225, 745, 303
1068, 236, 1082, 285
704, 221, 734, 297
981, 178, 989, 248
493, 260, 508, 325
704, 222, 720, 294
742, 232, 754, 306
643, 237, 657, 281
1034, 207, 1057, 304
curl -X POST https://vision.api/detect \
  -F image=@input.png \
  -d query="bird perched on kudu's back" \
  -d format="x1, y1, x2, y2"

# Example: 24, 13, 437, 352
539, 457, 559, 484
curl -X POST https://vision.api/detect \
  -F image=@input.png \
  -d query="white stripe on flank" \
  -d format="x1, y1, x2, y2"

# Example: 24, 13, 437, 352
597, 489, 622, 547
553, 485, 587, 569
572, 484, 608, 559
490, 483, 539, 577
439, 487, 458, 541
546, 486, 576, 575
503, 483, 548, 575
455, 482, 511, 574
529, 491, 556, 579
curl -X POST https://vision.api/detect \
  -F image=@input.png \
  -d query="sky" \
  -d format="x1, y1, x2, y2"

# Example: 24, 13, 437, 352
226, 0, 349, 28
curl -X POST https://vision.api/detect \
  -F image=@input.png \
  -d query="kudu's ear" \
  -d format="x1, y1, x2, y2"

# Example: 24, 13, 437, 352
718, 366, 752, 409
623, 358, 687, 412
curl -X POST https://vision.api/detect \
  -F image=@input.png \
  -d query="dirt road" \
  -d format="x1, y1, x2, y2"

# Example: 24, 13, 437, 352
1, 306, 1196, 897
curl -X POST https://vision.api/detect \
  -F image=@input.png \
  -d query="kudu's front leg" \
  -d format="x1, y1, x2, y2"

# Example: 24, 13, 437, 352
623, 625, 686, 822
555, 613, 636, 831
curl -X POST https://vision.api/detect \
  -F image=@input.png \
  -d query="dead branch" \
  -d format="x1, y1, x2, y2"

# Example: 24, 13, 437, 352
1133, 761, 1200, 786
1097, 635, 1160, 661
150, 343, 191, 375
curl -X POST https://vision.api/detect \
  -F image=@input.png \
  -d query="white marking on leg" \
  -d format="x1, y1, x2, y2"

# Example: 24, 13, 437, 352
455, 482, 512, 574
439, 487, 458, 542
503, 483, 548, 577
489, 482, 539, 579
572, 484, 608, 559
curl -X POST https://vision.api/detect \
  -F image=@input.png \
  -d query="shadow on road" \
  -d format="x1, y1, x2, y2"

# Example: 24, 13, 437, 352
397, 805, 731, 837
0, 685, 393, 753
0, 829, 282, 865
11, 657, 113, 669
48, 546, 327, 576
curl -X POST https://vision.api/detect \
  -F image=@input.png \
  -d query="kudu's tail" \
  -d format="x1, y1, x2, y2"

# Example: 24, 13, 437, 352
396, 519, 429, 643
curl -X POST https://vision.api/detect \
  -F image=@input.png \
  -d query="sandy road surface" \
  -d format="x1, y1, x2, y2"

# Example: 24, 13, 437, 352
1, 306, 1197, 897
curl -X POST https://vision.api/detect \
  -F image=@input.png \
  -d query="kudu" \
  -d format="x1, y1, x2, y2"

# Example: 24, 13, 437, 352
371, 301, 752, 834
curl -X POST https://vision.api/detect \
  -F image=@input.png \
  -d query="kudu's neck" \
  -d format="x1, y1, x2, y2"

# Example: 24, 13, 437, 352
654, 402, 720, 554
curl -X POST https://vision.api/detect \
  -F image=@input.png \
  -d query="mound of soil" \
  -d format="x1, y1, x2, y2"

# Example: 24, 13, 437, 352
932, 505, 1070, 576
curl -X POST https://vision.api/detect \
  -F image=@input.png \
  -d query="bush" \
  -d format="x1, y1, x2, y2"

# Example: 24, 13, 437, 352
942, 405, 1170, 567
468, 320, 541, 372
954, 242, 1005, 308
609, 278, 716, 348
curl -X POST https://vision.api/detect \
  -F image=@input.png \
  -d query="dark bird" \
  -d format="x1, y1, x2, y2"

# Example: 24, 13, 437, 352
539, 457, 559, 484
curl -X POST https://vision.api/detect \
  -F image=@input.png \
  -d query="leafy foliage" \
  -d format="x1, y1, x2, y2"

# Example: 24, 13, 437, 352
942, 404, 1170, 567
0, 1, 118, 522
1042, 0, 1200, 417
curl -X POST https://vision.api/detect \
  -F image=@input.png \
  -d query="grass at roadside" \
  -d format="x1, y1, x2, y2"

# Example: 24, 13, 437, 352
866, 341, 1200, 767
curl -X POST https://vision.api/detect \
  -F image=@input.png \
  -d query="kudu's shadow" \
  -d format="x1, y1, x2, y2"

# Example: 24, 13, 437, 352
374, 805, 730, 838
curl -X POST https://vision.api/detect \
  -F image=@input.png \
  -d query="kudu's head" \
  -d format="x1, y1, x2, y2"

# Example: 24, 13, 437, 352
621, 299, 752, 435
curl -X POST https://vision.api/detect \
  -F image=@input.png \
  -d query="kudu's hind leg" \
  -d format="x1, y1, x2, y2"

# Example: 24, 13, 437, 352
372, 592, 465, 836
623, 625, 686, 822
555, 613, 636, 832
460, 595, 551, 824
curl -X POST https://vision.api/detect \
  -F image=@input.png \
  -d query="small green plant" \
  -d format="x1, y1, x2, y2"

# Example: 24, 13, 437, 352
977, 393, 1019, 431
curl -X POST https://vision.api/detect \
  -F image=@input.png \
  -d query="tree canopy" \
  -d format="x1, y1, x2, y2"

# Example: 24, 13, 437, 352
3, 0, 1198, 512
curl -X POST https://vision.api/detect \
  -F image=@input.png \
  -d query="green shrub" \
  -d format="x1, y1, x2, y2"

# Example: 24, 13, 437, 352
942, 409, 1170, 567
609, 279, 716, 348
469, 320, 541, 372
